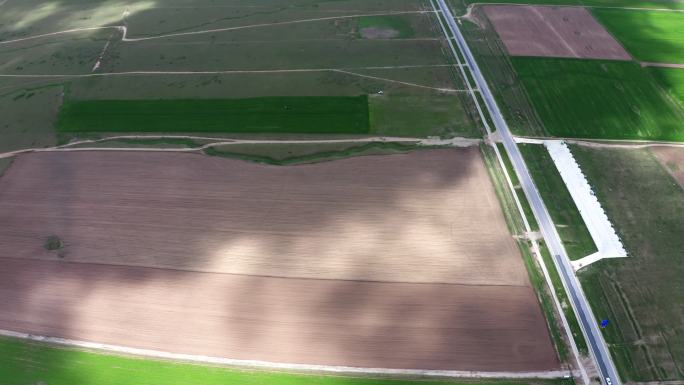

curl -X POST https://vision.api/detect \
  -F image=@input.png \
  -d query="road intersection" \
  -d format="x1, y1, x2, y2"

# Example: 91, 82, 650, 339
432, 1, 621, 384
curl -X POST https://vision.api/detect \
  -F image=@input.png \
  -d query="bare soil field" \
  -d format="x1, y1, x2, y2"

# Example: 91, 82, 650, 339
0, 149, 528, 286
0, 149, 560, 371
482, 5, 631, 60
0, 258, 559, 371
652, 147, 684, 188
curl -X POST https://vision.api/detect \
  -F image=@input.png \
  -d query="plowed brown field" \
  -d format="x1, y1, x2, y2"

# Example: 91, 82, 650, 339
0, 149, 559, 371
0, 258, 559, 371
483, 5, 631, 60
652, 147, 684, 188
0, 149, 527, 286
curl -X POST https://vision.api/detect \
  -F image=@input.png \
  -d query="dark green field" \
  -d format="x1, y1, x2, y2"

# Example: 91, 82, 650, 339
592, 9, 684, 64
57, 96, 370, 134
0, 337, 574, 385
573, 146, 684, 381
650, 67, 684, 108
513, 58, 684, 140
519, 144, 597, 261
451, 0, 684, 10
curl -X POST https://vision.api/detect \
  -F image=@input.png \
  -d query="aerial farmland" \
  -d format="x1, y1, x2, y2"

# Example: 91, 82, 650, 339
0, 0, 682, 384
449, 0, 684, 381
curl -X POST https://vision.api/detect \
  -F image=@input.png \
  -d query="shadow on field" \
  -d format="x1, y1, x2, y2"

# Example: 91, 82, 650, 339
0, 146, 560, 380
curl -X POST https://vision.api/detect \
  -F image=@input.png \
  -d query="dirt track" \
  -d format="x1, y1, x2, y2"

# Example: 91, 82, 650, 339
0, 258, 559, 371
0, 149, 527, 286
483, 5, 631, 60
652, 147, 684, 188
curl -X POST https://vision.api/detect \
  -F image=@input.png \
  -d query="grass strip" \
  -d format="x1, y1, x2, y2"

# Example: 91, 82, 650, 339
0, 336, 575, 385
496, 143, 539, 231
57, 96, 370, 135
538, 242, 589, 355
459, 0, 684, 10
204, 142, 424, 165
519, 144, 597, 261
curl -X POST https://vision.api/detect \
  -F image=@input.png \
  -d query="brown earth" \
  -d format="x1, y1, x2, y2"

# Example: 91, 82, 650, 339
0, 149, 559, 371
0, 258, 559, 371
483, 5, 631, 60
0, 149, 528, 286
652, 147, 684, 188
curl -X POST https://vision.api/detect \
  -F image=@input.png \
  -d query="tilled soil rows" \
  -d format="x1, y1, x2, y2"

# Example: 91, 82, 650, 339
483, 5, 631, 60
0, 149, 528, 286
0, 149, 559, 371
0, 258, 559, 371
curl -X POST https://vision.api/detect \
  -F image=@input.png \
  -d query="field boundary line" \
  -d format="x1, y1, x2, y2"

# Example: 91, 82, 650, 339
0, 329, 575, 379
0, 135, 481, 160
0, 65, 466, 92
0, 64, 454, 77
515, 136, 684, 148
640, 62, 684, 68
332, 69, 465, 92
0, 11, 436, 46
462, 3, 684, 14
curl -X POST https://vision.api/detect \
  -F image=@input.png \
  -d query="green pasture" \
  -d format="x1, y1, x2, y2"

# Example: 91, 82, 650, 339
512, 58, 684, 140
451, 0, 684, 10
593, 9, 684, 63
357, 15, 415, 38
0, 84, 60, 153
57, 96, 370, 134
0, 336, 574, 385
573, 146, 684, 381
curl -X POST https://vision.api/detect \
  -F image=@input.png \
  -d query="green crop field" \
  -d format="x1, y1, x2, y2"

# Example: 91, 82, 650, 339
519, 144, 596, 261
592, 9, 684, 64
450, 0, 684, 11
512, 58, 684, 140
572, 146, 684, 381
650, 67, 684, 109
0, 337, 574, 385
57, 96, 370, 134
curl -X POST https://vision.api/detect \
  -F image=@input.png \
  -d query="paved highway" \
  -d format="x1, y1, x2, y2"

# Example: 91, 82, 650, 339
433, 1, 620, 384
